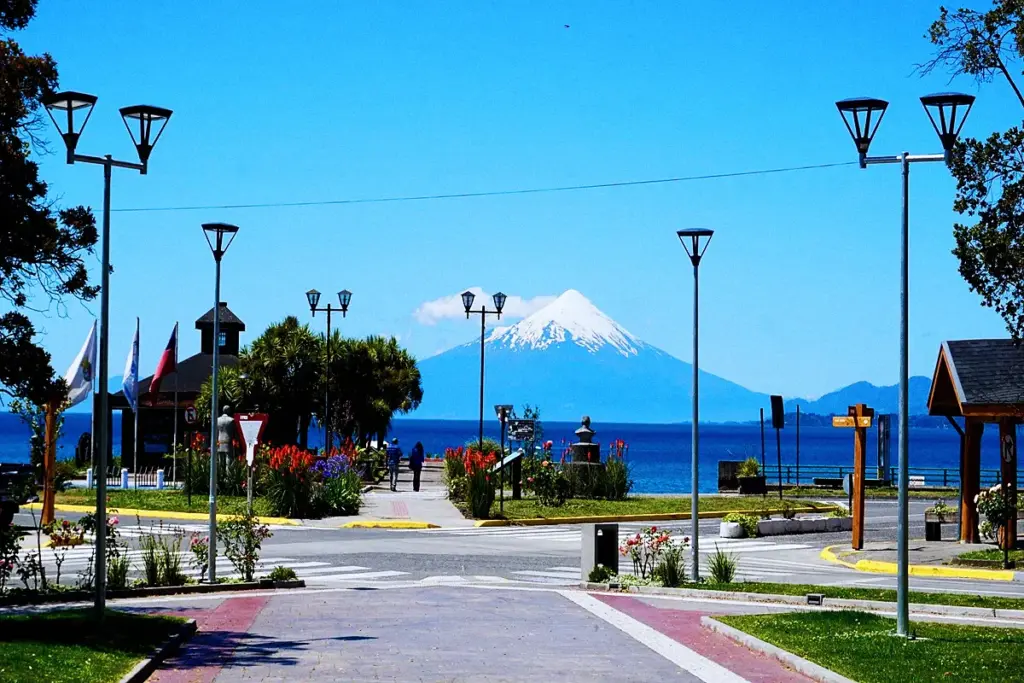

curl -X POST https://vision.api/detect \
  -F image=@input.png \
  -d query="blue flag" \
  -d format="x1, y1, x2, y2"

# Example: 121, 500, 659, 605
122, 318, 139, 412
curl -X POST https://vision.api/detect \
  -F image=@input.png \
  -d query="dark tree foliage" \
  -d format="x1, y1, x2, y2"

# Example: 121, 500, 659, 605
0, 0, 98, 405
923, 2, 1024, 337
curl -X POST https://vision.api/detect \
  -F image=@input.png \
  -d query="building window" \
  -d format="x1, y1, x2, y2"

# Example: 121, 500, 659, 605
218, 332, 226, 348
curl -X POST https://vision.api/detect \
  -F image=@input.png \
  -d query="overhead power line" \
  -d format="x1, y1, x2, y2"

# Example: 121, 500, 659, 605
111, 160, 857, 213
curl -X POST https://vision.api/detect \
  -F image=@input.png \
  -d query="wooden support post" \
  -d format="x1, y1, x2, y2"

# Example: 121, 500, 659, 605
961, 419, 984, 543
851, 404, 870, 550
833, 403, 873, 550
42, 399, 57, 526
1000, 418, 1017, 551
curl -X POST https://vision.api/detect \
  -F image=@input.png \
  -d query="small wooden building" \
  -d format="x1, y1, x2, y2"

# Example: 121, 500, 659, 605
109, 303, 245, 468
927, 339, 1022, 545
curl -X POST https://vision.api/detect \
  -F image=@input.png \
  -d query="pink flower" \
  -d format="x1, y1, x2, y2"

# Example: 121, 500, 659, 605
109, 516, 119, 526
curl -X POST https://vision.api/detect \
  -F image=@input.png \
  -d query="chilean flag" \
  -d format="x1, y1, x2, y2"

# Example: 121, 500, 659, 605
149, 323, 178, 400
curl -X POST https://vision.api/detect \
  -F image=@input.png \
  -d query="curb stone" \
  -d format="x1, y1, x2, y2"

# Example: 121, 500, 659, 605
701, 616, 855, 683
341, 520, 439, 529
820, 545, 1019, 582
473, 505, 839, 527
578, 582, 1024, 621
118, 618, 198, 683
22, 502, 299, 526
0, 579, 306, 608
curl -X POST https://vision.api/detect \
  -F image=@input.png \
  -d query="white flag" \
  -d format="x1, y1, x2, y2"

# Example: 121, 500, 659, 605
63, 321, 97, 408
122, 318, 140, 412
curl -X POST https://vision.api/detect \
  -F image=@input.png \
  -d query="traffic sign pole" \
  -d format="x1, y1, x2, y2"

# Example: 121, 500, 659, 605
234, 413, 269, 515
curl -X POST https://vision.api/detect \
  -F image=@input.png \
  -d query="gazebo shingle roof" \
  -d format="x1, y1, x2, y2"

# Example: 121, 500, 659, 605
928, 339, 1024, 418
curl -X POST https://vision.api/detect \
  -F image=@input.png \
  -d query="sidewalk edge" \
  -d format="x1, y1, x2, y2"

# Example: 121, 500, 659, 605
118, 618, 198, 683
701, 616, 855, 683
341, 520, 439, 529
820, 545, 1016, 582
475, 505, 839, 527
23, 502, 299, 526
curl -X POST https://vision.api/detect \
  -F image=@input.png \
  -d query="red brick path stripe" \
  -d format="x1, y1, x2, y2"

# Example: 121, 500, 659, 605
151, 596, 270, 683
391, 501, 410, 518
593, 594, 811, 682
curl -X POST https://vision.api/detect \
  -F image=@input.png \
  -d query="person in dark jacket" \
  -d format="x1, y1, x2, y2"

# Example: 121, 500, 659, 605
409, 442, 425, 492
386, 438, 403, 491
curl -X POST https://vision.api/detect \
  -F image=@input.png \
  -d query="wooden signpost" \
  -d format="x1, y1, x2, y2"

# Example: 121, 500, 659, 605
832, 403, 874, 550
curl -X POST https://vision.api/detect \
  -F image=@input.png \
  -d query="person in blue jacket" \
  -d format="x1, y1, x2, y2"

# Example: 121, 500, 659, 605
386, 438, 403, 491
409, 441, 425, 492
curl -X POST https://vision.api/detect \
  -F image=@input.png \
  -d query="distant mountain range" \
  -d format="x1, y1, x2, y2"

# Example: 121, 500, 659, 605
415, 289, 938, 423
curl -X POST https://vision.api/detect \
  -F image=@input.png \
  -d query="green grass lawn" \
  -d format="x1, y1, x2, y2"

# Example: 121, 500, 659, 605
717, 611, 1024, 682
55, 489, 273, 517
0, 609, 186, 683
490, 496, 831, 520
696, 581, 1024, 611
957, 548, 1024, 562
785, 486, 957, 499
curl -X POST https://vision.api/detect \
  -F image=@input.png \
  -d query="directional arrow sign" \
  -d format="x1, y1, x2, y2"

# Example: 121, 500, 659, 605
832, 416, 872, 428
234, 413, 269, 466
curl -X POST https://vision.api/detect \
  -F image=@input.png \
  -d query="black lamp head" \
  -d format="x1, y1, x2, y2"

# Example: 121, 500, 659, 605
836, 97, 889, 167
41, 91, 98, 163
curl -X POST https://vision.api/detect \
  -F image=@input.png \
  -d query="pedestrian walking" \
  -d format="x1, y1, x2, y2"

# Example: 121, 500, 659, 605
386, 438, 403, 491
409, 441, 425, 492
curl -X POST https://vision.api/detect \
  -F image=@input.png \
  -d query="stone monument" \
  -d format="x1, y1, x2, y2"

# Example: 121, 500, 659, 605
216, 404, 235, 465
570, 416, 601, 463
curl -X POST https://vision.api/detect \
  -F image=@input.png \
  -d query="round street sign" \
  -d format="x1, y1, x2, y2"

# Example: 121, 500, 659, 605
184, 406, 197, 425
842, 473, 853, 496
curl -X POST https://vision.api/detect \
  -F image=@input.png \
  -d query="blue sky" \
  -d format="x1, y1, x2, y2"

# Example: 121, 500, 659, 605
18, 2, 1016, 400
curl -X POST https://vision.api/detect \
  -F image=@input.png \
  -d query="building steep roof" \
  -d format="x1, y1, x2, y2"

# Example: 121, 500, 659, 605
928, 339, 1024, 418
110, 352, 240, 404
195, 302, 245, 329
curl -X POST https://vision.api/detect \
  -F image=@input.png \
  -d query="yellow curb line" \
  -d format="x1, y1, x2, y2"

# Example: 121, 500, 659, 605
475, 506, 839, 527
341, 521, 439, 529
820, 544, 1017, 582
23, 503, 299, 526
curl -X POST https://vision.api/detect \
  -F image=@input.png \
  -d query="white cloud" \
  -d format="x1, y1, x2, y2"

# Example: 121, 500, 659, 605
414, 288, 556, 325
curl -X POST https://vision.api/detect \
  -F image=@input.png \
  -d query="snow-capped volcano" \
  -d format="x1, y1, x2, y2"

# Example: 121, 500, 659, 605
487, 289, 642, 357
416, 289, 770, 422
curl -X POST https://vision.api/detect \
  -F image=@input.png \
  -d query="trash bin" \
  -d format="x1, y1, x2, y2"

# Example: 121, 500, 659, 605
581, 523, 619, 581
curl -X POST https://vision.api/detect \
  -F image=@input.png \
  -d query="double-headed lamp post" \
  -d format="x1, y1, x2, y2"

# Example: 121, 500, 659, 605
462, 291, 507, 455
41, 91, 172, 619
305, 289, 352, 453
202, 223, 239, 585
677, 229, 713, 583
835, 92, 975, 637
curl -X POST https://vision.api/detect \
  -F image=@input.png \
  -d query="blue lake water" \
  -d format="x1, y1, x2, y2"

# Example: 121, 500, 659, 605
2, 412, 1009, 493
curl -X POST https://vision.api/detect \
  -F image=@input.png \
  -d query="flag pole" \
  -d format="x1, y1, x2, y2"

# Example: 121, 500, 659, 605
133, 318, 140, 490
172, 322, 179, 484
89, 321, 97, 483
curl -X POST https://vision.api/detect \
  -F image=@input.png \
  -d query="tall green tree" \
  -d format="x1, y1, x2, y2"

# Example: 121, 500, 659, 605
197, 316, 321, 446
924, 1, 1024, 337
329, 335, 423, 445
0, 0, 98, 405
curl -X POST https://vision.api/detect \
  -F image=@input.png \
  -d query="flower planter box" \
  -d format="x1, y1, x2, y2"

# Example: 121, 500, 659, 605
719, 521, 744, 539
758, 516, 851, 536
737, 476, 767, 495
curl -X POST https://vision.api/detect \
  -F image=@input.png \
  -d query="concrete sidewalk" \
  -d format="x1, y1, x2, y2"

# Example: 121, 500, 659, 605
142, 585, 814, 682
340, 460, 473, 529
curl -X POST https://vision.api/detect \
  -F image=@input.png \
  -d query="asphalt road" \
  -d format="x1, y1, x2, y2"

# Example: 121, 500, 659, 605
12, 497, 1024, 600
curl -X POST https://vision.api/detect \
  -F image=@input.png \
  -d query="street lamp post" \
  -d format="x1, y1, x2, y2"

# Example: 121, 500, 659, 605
202, 223, 239, 585
41, 91, 172, 619
306, 289, 352, 453
462, 291, 506, 456
835, 92, 975, 637
677, 229, 713, 583
495, 404, 513, 514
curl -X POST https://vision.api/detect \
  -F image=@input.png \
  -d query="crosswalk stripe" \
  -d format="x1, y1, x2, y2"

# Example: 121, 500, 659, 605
317, 570, 408, 581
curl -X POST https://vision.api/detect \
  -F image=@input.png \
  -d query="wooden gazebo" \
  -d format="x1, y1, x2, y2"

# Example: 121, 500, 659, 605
927, 339, 1023, 544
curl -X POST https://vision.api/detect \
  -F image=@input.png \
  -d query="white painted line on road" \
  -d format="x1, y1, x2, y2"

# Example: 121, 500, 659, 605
317, 570, 408, 581
513, 570, 579, 579
558, 590, 749, 683
471, 575, 513, 583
